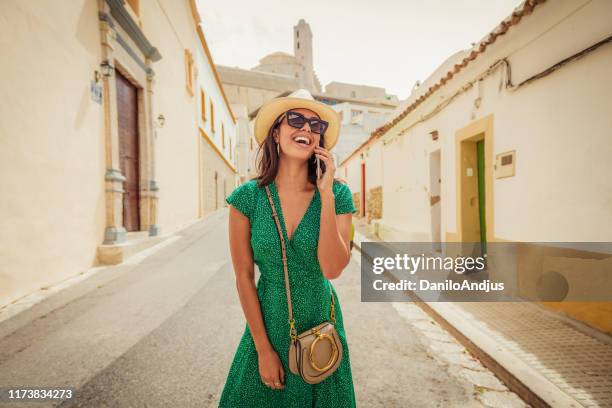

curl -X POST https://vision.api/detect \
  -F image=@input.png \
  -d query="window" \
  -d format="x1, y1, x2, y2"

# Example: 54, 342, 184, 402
126, 0, 139, 14
351, 90, 356, 98
185, 49, 194, 96
351, 109, 363, 125
200, 89, 206, 121
124, 0, 143, 29
250, 138, 253, 150
210, 99, 215, 132
221, 123, 225, 149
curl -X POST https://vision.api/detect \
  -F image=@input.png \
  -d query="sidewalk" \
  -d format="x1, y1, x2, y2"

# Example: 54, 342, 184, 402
353, 219, 612, 408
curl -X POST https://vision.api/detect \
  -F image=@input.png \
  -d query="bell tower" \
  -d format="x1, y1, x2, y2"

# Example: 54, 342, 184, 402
294, 19, 316, 92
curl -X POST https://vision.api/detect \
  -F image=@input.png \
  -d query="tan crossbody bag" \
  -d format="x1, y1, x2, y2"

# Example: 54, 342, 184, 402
264, 185, 343, 384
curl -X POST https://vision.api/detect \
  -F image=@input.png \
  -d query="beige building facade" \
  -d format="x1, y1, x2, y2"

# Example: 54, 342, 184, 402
339, 0, 612, 332
0, 0, 235, 309
193, 10, 238, 213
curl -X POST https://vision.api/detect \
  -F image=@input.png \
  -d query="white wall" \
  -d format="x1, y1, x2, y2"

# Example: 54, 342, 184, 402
0, 0, 105, 307
140, 0, 202, 234
195, 39, 236, 167
346, 0, 612, 242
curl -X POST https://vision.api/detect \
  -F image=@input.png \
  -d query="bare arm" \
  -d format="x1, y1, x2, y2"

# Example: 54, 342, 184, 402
227, 205, 273, 354
317, 191, 352, 280
313, 144, 353, 280
228, 204, 285, 389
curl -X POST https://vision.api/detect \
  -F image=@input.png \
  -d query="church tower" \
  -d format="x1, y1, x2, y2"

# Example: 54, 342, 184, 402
293, 19, 319, 93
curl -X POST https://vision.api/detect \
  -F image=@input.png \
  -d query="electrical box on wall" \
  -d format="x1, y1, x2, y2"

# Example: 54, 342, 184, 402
495, 150, 516, 178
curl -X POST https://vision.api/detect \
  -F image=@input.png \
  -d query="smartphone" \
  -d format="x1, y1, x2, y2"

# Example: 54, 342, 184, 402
316, 141, 325, 179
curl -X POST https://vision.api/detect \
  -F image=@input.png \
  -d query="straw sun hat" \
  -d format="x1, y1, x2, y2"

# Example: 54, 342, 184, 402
254, 89, 341, 151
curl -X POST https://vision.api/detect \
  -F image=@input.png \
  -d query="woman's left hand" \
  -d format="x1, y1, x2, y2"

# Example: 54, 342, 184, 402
314, 145, 335, 195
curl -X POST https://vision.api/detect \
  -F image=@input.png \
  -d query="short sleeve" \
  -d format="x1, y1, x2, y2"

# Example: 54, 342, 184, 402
226, 180, 256, 219
333, 181, 357, 215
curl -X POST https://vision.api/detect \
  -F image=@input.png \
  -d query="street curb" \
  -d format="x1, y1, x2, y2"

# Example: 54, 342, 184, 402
354, 231, 583, 408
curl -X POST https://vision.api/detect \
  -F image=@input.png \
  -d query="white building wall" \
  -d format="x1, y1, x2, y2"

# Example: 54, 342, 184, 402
195, 41, 236, 168
141, 0, 203, 234
0, 0, 105, 308
331, 101, 394, 163
346, 0, 612, 243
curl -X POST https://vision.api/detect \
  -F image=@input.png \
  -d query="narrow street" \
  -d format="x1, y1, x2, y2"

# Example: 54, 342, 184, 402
2, 1, 610, 407
0, 210, 524, 408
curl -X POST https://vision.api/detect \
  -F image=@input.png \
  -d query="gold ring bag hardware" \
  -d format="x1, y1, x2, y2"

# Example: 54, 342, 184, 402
265, 185, 343, 384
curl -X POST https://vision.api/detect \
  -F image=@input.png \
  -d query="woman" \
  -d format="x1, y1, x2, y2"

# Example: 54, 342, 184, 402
219, 89, 357, 407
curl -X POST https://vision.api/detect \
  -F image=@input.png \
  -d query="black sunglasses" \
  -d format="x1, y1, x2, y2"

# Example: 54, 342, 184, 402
279, 110, 329, 135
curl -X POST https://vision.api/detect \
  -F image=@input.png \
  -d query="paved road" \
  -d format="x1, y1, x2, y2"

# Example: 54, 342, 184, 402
0, 209, 520, 407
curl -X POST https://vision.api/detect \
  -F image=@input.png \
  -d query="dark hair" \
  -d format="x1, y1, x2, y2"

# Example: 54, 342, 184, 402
252, 111, 345, 188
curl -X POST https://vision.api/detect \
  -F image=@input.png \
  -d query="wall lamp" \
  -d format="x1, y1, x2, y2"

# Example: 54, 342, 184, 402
100, 60, 115, 77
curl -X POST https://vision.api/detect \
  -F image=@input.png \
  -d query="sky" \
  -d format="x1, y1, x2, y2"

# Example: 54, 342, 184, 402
195, 0, 522, 101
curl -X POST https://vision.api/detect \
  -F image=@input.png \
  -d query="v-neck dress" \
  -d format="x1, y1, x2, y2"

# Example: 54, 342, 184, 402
219, 179, 358, 408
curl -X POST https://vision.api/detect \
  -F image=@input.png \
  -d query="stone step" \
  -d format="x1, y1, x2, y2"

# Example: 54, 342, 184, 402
96, 232, 169, 265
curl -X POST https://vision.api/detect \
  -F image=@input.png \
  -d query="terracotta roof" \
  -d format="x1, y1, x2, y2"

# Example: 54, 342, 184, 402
340, 0, 547, 167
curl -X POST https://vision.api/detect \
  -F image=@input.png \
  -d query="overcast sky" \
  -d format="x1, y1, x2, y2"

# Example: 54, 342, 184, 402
195, 0, 522, 100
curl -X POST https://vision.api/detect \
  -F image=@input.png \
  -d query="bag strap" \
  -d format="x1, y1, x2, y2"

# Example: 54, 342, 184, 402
264, 184, 335, 342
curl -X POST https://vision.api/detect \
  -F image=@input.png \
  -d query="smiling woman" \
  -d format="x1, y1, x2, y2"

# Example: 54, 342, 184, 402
219, 89, 357, 407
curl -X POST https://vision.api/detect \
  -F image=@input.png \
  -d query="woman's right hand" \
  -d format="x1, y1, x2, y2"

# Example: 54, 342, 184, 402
257, 347, 285, 390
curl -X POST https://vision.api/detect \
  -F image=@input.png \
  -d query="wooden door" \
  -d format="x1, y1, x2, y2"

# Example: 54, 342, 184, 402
116, 70, 141, 232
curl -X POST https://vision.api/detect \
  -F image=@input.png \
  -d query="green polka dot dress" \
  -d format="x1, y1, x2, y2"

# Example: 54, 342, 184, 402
219, 178, 358, 408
